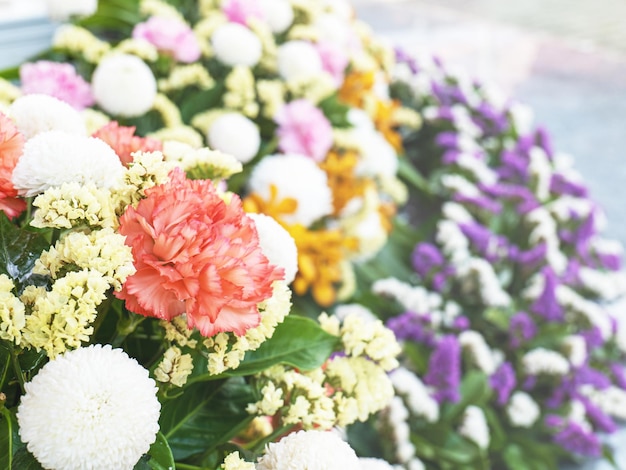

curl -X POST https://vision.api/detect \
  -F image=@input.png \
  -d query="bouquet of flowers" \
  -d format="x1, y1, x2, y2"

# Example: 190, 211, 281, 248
344, 51, 626, 469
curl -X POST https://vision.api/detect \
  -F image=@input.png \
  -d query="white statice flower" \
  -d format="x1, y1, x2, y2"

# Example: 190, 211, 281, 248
528, 147, 553, 202
247, 153, 333, 227
12, 131, 125, 197
441, 174, 481, 197
436, 219, 470, 265
372, 278, 447, 326
525, 207, 567, 274
17, 344, 160, 470
458, 406, 490, 450
455, 153, 497, 185
578, 267, 626, 301
556, 285, 613, 340
522, 348, 570, 376
353, 129, 398, 179
546, 195, 593, 223
46, 0, 97, 20
247, 213, 298, 284
442, 201, 474, 224
10, 94, 86, 139
459, 330, 498, 375
359, 458, 395, 470
259, 0, 294, 33
457, 257, 511, 307
581, 385, 626, 421
561, 335, 587, 368
277, 40, 323, 82
91, 53, 157, 117
256, 430, 360, 470
508, 102, 534, 135
506, 391, 540, 428
207, 112, 260, 163
389, 367, 439, 422
212, 23, 262, 67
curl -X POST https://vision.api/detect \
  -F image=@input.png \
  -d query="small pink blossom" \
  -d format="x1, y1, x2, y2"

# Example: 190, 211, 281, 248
222, 0, 264, 26
274, 99, 334, 162
316, 41, 349, 87
132, 16, 201, 63
19, 61, 94, 110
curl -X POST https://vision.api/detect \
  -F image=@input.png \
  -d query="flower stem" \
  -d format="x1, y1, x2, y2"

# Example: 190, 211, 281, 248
10, 350, 25, 394
174, 464, 204, 470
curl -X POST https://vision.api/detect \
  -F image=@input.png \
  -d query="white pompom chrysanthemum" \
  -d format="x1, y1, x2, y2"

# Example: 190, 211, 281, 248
359, 458, 395, 470
247, 153, 333, 227
247, 212, 298, 284
277, 41, 323, 82
208, 112, 261, 163
46, 0, 97, 20
91, 53, 157, 117
10, 94, 87, 140
259, 0, 294, 33
12, 130, 125, 197
212, 23, 263, 67
256, 430, 360, 470
17, 344, 161, 470
354, 129, 398, 178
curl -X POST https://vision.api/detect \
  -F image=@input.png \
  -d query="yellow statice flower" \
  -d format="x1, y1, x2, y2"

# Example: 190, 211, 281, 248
247, 18, 278, 71
246, 381, 284, 416
287, 25, 319, 42
82, 108, 111, 134
221, 452, 256, 470
31, 183, 118, 229
161, 316, 198, 348
0, 275, 25, 345
21, 270, 109, 358
0, 78, 21, 106
53, 25, 111, 63
114, 38, 159, 62
224, 66, 259, 118
149, 125, 204, 148
193, 13, 227, 57
158, 64, 215, 92
191, 108, 227, 136
34, 228, 136, 291
256, 79, 285, 119
163, 143, 242, 180
154, 346, 194, 387
286, 74, 335, 104
152, 93, 183, 128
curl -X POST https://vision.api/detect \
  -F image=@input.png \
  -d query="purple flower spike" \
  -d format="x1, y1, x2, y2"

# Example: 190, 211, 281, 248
549, 418, 603, 458
509, 312, 537, 347
424, 335, 461, 404
530, 267, 564, 322
412, 242, 445, 277
490, 362, 517, 405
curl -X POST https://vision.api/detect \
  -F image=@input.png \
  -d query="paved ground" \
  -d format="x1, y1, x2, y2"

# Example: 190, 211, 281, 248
351, 1, 626, 469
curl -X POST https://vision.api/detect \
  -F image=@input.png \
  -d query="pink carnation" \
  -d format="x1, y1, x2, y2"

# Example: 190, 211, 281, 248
316, 41, 349, 87
115, 168, 284, 337
0, 113, 26, 219
92, 121, 162, 166
19, 61, 94, 110
274, 99, 334, 162
132, 16, 201, 63
222, 0, 264, 25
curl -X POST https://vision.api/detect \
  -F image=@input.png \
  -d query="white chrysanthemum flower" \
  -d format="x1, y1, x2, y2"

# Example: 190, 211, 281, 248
17, 344, 160, 470
353, 129, 398, 178
46, 0, 97, 20
12, 131, 124, 197
91, 53, 157, 117
208, 112, 260, 163
259, 0, 294, 33
247, 212, 298, 284
277, 41, 323, 82
256, 430, 360, 470
247, 153, 333, 227
212, 23, 262, 67
359, 458, 395, 470
506, 391, 540, 428
347, 108, 375, 131
10, 94, 86, 139
458, 405, 490, 450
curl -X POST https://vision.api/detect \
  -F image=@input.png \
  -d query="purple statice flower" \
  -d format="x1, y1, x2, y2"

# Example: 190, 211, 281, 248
386, 311, 435, 347
454, 193, 502, 214
442, 149, 462, 164
474, 102, 509, 135
431, 82, 452, 106
515, 134, 535, 155
530, 267, 564, 322
490, 362, 517, 405
514, 242, 547, 268
535, 127, 554, 159
452, 316, 470, 331
574, 365, 611, 390
479, 182, 539, 214
545, 377, 573, 408
394, 47, 418, 73
561, 259, 581, 286
610, 363, 626, 390
412, 242, 445, 277
547, 416, 602, 458
460, 222, 509, 263
580, 327, 605, 350
424, 335, 461, 404
578, 395, 617, 433
572, 211, 597, 256
509, 312, 537, 348
435, 131, 460, 148
550, 173, 589, 198
596, 250, 622, 271
497, 149, 529, 182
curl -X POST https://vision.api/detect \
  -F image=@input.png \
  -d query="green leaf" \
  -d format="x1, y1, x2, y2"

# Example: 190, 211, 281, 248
133, 432, 175, 470
159, 378, 255, 460
11, 447, 44, 470
0, 213, 49, 292
0, 408, 20, 470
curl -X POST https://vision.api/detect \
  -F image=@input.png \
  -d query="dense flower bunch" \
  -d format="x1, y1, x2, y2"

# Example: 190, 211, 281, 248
0, 0, 421, 310
348, 52, 626, 469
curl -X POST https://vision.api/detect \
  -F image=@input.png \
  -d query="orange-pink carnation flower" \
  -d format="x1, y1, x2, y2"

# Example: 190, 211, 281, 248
0, 113, 26, 219
92, 121, 162, 166
115, 168, 284, 337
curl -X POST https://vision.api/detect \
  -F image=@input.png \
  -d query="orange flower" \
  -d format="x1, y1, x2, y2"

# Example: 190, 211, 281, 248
319, 149, 367, 215
242, 184, 298, 224
374, 99, 403, 153
338, 70, 375, 108
0, 113, 26, 219
93, 121, 162, 166
115, 168, 283, 337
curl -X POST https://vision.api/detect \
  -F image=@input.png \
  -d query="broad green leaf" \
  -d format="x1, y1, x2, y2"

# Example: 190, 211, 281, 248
502, 444, 528, 470
11, 447, 44, 470
0, 408, 20, 470
159, 378, 255, 460
133, 432, 175, 470
442, 371, 491, 423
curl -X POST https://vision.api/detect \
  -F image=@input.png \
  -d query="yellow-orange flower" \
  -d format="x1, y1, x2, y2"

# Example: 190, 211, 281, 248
319, 149, 367, 215
242, 184, 298, 224
373, 99, 403, 153
338, 70, 375, 108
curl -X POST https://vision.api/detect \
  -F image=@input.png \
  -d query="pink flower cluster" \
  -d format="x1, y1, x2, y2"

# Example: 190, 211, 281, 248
0, 113, 26, 219
132, 16, 202, 63
222, 0, 264, 25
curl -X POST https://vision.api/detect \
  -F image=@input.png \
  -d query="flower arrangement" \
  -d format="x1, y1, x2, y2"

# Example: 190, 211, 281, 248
344, 52, 626, 469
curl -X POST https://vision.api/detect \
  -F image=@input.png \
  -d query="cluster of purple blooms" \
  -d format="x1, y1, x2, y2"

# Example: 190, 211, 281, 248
379, 49, 626, 466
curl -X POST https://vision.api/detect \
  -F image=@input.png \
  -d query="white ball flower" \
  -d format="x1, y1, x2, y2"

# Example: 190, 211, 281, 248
258, 0, 294, 33
91, 53, 157, 117
354, 129, 398, 178
247, 153, 333, 227
10, 94, 86, 139
12, 130, 125, 197
277, 40, 323, 81
17, 344, 161, 470
256, 430, 360, 470
46, 0, 97, 20
212, 23, 263, 67
359, 458, 395, 470
247, 212, 298, 284
208, 112, 260, 163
